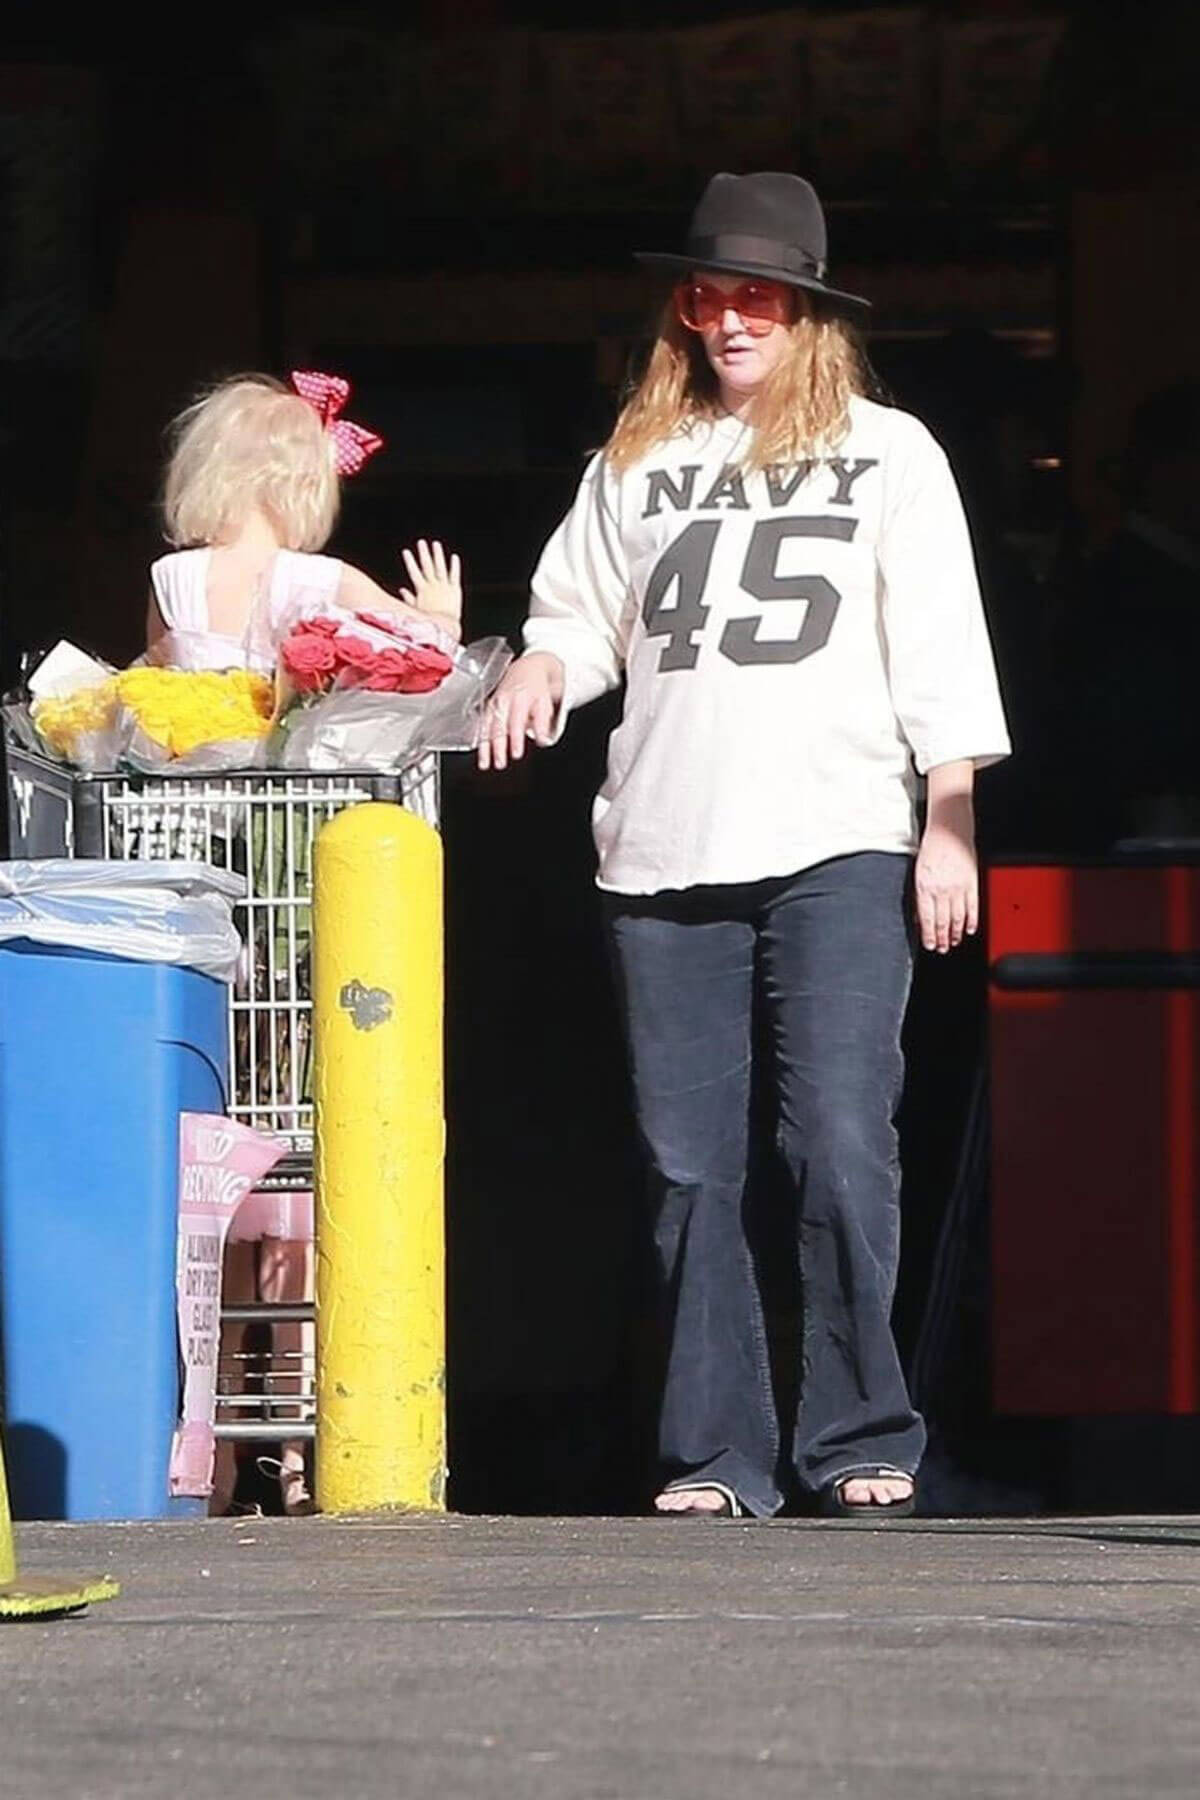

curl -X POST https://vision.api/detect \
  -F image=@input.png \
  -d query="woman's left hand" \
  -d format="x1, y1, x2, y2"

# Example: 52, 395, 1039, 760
915, 761, 979, 954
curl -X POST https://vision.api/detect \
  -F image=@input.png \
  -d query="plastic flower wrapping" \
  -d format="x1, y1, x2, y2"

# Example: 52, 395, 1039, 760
271, 605, 510, 772
11, 609, 511, 776
25, 663, 275, 773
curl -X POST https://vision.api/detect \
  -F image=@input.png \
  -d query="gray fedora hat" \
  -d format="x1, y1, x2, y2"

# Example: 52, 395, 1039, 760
636, 171, 870, 324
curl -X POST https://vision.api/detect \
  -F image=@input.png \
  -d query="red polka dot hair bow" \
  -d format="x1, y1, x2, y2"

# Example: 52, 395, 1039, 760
290, 369, 384, 477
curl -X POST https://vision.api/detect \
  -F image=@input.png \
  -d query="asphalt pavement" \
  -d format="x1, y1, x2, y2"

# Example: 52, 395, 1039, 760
4, 1512, 1200, 1799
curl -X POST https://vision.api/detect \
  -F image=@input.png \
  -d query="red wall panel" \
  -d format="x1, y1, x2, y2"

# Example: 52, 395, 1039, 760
989, 862, 1200, 1414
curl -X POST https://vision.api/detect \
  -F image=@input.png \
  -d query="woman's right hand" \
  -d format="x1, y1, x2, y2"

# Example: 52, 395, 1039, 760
477, 652, 565, 770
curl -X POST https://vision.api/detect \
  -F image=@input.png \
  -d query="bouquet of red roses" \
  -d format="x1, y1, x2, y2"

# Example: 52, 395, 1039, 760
279, 610, 455, 699
272, 605, 509, 771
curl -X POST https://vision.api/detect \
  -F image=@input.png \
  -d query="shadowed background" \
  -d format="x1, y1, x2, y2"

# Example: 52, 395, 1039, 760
1, 0, 1197, 1512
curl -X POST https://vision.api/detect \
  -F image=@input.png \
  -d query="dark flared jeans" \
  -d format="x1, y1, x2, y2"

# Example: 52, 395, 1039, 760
604, 852, 926, 1517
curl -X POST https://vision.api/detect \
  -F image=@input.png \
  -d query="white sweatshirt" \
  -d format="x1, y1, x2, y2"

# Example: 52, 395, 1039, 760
524, 396, 1011, 896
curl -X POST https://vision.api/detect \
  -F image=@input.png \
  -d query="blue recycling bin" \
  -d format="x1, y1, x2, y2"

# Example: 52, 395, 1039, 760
0, 941, 228, 1519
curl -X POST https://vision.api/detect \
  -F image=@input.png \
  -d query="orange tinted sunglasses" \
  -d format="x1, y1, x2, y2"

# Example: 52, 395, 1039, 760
675, 278, 794, 336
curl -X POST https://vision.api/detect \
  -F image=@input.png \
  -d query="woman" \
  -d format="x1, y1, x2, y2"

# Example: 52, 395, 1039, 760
480, 172, 1010, 1519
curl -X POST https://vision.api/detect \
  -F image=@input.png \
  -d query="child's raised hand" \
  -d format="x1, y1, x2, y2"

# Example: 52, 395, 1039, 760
399, 539, 462, 642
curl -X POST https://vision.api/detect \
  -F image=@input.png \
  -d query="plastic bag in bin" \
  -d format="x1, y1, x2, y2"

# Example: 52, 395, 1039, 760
0, 860, 245, 983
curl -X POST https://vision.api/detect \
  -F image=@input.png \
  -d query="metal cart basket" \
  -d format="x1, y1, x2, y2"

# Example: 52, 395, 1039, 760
4, 742, 439, 1453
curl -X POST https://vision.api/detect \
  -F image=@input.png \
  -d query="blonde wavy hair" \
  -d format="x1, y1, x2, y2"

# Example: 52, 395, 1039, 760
163, 374, 339, 551
606, 290, 869, 473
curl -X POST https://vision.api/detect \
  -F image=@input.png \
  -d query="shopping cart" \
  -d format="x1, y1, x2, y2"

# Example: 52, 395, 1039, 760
3, 742, 439, 1461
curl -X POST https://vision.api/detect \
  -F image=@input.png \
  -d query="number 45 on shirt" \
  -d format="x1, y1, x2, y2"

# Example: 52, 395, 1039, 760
643, 515, 857, 671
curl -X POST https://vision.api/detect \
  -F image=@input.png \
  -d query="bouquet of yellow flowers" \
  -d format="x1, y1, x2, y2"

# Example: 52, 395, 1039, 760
30, 679, 120, 766
25, 643, 275, 773
116, 667, 274, 767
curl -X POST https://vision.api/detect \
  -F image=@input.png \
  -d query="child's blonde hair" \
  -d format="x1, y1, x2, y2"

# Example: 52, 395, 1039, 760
163, 374, 339, 551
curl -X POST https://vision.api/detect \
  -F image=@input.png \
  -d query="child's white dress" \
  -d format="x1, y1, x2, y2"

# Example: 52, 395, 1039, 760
150, 548, 344, 671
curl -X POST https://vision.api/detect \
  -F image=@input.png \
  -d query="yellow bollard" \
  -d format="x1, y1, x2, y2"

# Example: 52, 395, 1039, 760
313, 802, 446, 1513
1, 1432, 119, 1619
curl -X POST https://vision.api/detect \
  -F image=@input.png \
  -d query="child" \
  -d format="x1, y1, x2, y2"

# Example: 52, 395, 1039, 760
148, 370, 460, 1515
148, 370, 462, 667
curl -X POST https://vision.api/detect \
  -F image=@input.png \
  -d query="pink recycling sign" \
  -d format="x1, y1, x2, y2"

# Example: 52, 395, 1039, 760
169, 1113, 286, 1497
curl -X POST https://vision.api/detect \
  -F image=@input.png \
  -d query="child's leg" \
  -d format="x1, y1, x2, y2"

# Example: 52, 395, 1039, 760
258, 1236, 315, 1514
212, 1239, 259, 1514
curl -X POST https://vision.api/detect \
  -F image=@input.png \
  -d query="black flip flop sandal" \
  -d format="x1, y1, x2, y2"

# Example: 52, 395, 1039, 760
820, 1467, 915, 1522
655, 1480, 744, 1518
